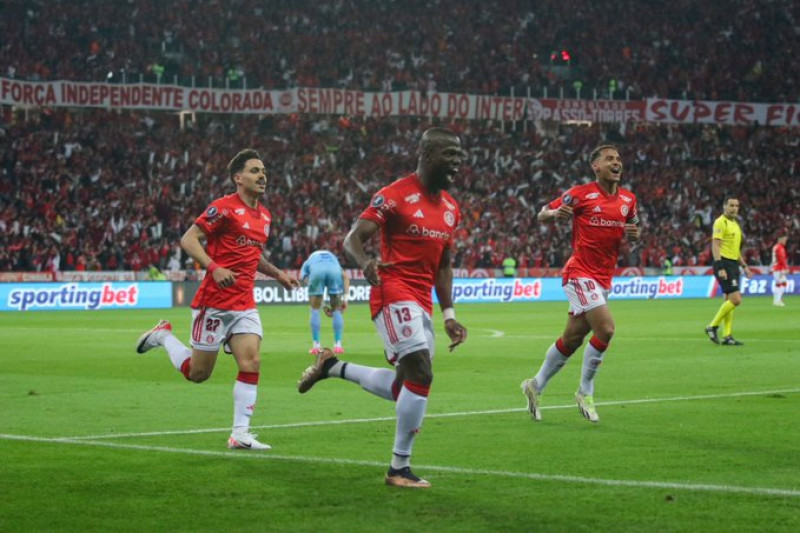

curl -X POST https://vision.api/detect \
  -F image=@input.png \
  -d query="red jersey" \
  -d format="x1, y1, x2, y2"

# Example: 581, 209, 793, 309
359, 173, 461, 318
191, 193, 272, 310
771, 243, 788, 272
548, 181, 639, 289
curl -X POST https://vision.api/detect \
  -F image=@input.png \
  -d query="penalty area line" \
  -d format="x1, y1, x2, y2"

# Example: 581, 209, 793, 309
57, 387, 800, 441
0, 434, 798, 499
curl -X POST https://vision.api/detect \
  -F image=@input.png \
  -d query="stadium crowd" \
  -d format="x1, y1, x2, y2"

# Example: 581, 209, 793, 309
1, 110, 797, 273
2, 0, 797, 103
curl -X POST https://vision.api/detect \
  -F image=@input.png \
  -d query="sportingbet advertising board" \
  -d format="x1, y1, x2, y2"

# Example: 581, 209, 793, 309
0, 282, 172, 312
438, 276, 724, 304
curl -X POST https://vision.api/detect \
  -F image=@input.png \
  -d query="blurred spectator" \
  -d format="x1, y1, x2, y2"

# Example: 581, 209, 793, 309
1, 110, 797, 272
0, 0, 796, 102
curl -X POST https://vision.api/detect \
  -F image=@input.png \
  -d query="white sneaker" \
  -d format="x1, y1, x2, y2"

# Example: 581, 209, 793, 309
773, 301, 785, 307
227, 431, 271, 450
135, 320, 172, 354
575, 391, 599, 423
521, 378, 542, 421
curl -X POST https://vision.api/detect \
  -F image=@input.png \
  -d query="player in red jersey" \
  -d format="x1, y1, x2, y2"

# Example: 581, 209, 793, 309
521, 145, 640, 423
135, 148, 300, 450
771, 234, 789, 306
297, 127, 468, 488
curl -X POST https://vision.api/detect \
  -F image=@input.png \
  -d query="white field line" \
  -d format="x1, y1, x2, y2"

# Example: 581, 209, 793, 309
3, 326, 796, 343
60, 388, 800, 441
0, 433, 798, 498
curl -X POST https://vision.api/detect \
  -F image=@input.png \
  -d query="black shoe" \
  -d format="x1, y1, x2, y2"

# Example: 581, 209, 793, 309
385, 466, 431, 488
721, 336, 743, 346
704, 326, 720, 345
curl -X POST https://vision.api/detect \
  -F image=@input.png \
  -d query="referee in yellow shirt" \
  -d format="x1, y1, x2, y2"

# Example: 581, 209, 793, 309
705, 197, 753, 345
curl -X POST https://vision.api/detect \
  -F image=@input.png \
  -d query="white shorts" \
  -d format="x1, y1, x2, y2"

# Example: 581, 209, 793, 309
373, 301, 435, 366
773, 270, 788, 284
190, 307, 263, 353
564, 278, 609, 316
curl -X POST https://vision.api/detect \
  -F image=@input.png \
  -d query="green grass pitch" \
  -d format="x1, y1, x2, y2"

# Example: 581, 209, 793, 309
1, 297, 798, 532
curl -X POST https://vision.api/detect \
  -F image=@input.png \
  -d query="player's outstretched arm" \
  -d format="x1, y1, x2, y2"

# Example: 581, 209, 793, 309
258, 254, 301, 290
181, 224, 236, 288
435, 247, 467, 352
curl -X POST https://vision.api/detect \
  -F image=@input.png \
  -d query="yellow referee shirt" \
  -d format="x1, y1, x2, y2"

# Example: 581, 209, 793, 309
712, 215, 742, 261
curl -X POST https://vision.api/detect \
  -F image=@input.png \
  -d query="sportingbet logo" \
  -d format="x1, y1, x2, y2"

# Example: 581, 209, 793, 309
8, 283, 139, 311
451, 279, 542, 303
611, 277, 684, 299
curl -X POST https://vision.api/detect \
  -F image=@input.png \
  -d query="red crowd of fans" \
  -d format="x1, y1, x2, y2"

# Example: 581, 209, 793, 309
1, 0, 797, 102
1, 110, 797, 273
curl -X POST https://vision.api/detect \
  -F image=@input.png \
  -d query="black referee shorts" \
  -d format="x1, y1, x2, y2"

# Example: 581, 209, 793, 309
715, 258, 741, 294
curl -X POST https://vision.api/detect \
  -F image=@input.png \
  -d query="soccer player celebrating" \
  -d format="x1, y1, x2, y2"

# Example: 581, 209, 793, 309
771, 234, 789, 307
297, 127, 468, 488
135, 148, 300, 450
521, 145, 640, 423
300, 249, 350, 354
704, 197, 753, 345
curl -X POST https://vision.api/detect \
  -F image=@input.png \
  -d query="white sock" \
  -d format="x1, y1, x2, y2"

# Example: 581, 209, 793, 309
232, 380, 257, 432
534, 342, 570, 393
774, 286, 784, 303
580, 338, 607, 396
392, 384, 428, 459
329, 361, 395, 401
163, 334, 192, 371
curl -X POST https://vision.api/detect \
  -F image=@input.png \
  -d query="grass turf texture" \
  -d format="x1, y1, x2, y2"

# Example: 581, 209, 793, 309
1, 298, 798, 532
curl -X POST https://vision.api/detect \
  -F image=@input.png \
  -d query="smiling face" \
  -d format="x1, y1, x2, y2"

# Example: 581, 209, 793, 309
233, 158, 267, 196
592, 147, 623, 183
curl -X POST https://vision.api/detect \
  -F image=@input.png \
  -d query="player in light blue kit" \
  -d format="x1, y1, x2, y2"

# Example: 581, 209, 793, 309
300, 250, 350, 354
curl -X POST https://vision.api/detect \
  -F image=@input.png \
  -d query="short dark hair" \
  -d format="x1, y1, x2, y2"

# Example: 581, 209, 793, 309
420, 127, 458, 155
589, 144, 618, 163
723, 196, 739, 206
228, 148, 261, 181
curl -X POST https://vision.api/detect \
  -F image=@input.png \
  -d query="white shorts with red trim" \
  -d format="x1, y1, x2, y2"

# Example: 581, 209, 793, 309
564, 278, 609, 316
190, 307, 262, 352
772, 270, 788, 284
373, 301, 434, 366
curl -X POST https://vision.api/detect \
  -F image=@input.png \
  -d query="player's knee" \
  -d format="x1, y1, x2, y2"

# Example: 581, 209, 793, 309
188, 368, 212, 383
401, 351, 433, 386
241, 353, 261, 372
596, 323, 615, 343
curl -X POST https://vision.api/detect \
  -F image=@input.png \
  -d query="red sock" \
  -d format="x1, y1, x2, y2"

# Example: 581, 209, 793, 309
180, 358, 192, 380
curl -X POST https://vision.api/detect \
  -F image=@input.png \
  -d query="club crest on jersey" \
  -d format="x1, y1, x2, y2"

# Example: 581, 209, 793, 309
444, 211, 456, 227
620, 205, 629, 216
371, 194, 385, 208
405, 193, 421, 204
